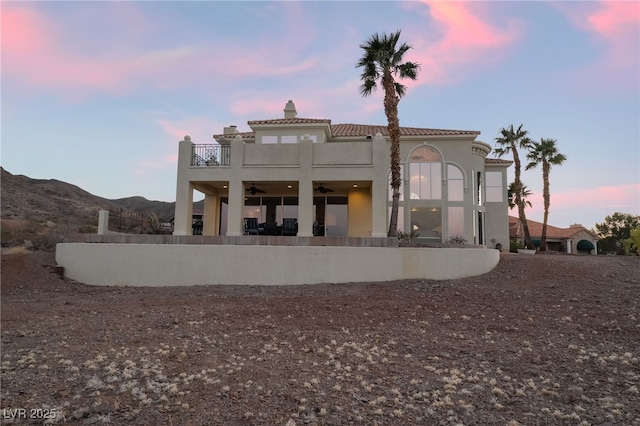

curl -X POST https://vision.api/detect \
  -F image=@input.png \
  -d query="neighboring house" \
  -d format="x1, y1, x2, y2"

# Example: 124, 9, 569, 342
508, 216, 599, 254
173, 100, 512, 249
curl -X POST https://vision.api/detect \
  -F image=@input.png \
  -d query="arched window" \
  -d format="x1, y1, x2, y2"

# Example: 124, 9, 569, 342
409, 146, 441, 200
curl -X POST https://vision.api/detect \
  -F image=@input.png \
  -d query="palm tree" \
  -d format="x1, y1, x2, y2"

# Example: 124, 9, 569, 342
507, 182, 533, 210
526, 138, 567, 252
357, 30, 419, 237
494, 124, 534, 249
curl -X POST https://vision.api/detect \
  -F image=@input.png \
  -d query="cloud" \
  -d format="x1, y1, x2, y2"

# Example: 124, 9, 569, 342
552, 1, 640, 92
403, 1, 523, 86
526, 183, 640, 219
1, 2, 320, 102
1, 4, 196, 100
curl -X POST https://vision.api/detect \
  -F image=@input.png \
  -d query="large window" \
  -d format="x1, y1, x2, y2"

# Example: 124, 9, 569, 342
410, 207, 441, 240
314, 196, 348, 237
485, 171, 503, 202
409, 146, 441, 200
448, 207, 464, 241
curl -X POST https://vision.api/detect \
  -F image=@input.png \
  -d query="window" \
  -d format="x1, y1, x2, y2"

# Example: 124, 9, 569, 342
409, 146, 441, 200
485, 171, 503, 202
476, 172, 482, 205
281, 135, 297, 144
447, 164, 464, 201
448, 207, 464, 240
262, 136, 277, 144
410, 207, 441, 240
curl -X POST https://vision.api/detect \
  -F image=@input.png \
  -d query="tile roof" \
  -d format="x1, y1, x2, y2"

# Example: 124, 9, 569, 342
485, 158, 513, 164
485, 158, 513, 165
331, 123, 480, 137
248, 118, 332, 125
509, 216, 598, 240
214, 120, 480, 139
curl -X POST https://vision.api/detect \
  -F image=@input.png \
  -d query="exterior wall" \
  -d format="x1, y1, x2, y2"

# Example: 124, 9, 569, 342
484, 164, 510, 251
348, 189, 372, 237
568, 230, 599, 255
56, 243, 499, 286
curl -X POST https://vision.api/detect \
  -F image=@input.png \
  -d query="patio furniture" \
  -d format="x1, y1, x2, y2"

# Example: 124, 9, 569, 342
263, 222, 280, 236
282, 218, 298, 236
244, 217, 260, 235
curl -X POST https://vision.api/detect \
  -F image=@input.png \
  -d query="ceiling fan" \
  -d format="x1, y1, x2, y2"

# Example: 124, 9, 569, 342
314, 183, 334, 193
246, 183, 266, 195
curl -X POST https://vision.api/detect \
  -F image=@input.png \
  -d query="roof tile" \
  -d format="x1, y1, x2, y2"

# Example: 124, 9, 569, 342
214, 121, 480, 139
248, 118, 331, 125
331, 123, 479, 137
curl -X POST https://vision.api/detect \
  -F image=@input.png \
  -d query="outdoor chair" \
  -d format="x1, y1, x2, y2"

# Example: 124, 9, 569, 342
244, 217, 259, 235
282, 218, 298, 236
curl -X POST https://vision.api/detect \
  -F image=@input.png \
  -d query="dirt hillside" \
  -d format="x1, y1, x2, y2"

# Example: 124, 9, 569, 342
1, 251, 639, 425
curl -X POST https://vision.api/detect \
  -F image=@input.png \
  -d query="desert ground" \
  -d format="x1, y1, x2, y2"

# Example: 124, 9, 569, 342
1, 250, 639, 425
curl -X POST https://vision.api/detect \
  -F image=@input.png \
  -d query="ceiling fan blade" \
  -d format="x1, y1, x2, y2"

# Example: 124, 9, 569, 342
315, 183, 334, 193
247, 184, 265, 195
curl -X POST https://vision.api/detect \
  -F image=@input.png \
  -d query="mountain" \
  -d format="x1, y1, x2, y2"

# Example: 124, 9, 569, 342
0, 167, 176, 224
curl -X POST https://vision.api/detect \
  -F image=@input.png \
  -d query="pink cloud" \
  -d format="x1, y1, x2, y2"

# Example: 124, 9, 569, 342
404, 1, 522, 85
1, 3, 318, 102
1, 4, 196, 100
524, 183, 640, 227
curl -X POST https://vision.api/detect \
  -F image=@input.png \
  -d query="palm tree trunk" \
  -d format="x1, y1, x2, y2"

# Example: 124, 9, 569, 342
383, 72, 401, 237
512, 145, 533, 248
540, 162, 550, 251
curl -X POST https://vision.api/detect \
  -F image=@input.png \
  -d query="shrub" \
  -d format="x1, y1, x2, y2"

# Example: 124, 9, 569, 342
398, 230, 419, 247
447, 235, 467, 245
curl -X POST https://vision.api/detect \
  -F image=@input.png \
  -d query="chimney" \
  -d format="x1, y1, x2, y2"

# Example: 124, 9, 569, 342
284, 100, 297, 119
223, 125, 239, 135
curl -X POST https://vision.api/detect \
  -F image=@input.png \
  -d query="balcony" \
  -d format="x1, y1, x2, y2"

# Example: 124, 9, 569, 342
192, 144, 230, 166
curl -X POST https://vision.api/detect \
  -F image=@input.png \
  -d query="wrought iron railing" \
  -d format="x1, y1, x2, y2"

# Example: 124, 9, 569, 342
191, 144, 230, 166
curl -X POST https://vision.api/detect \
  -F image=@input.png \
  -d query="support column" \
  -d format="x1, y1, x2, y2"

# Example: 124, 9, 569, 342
202, 193, 219, 236
371, 133, 388, 237
173, 136, 195, 235
298, 136, 314, 237
226, 179, 245, 236
98, 210, 109, 235
225, 136, 246, 236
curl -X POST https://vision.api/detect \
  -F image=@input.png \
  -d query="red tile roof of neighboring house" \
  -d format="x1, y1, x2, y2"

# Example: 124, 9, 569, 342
509, 216, 598, 240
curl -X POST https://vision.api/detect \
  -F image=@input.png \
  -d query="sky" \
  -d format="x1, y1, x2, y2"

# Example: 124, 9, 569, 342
2, 1, 639, 230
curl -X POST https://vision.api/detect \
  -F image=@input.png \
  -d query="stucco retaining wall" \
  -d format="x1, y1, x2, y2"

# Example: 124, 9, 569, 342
56, 243, 499, 287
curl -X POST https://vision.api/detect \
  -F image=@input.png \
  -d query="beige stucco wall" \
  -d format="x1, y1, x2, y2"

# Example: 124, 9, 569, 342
348, 189, 372, 237
56, 243, 499, 287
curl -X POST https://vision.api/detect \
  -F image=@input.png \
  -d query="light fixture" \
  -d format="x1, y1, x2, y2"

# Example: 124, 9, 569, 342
287, 185, 292, 188
223, 185, 228, 189
353, 184, 358, 188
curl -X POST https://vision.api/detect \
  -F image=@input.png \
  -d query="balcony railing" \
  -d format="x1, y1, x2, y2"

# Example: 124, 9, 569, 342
191, 144, 230, 166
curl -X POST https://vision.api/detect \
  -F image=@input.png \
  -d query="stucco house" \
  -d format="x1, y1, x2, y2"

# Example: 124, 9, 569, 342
173, 100, 512, 249
509, 216, 599, 254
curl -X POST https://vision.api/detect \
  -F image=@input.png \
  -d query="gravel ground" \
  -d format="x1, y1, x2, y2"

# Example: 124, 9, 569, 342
1, 250, 639, 425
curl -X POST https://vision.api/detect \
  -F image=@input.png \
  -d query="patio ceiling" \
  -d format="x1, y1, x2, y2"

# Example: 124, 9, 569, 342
191, 181, 371, 196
